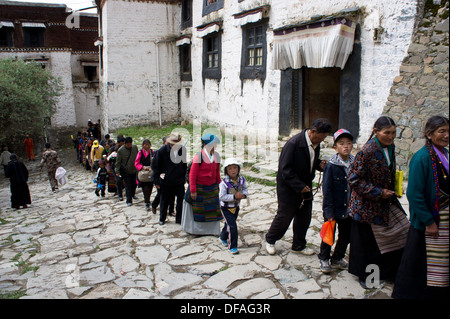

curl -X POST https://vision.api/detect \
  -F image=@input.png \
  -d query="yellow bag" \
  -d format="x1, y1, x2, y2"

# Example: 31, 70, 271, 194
395, 170, 403, 197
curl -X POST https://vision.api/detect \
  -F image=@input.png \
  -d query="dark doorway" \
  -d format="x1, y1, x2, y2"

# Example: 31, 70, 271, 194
303, 67, 340, 130
278, 24, 361, 138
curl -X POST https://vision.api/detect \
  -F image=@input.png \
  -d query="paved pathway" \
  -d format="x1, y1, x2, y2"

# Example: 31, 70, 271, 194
0, 148, 401, 299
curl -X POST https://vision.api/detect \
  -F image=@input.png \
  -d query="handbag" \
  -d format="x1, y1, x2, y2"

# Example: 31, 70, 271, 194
138, 169, 152, 183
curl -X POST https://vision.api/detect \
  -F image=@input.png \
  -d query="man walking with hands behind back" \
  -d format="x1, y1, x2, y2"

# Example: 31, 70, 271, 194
265, 118, 332, 255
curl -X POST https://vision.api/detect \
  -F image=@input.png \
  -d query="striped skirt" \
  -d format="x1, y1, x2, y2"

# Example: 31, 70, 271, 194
371, 202, 410, 254
425, 207, 449, 287
191, 183, 223, 222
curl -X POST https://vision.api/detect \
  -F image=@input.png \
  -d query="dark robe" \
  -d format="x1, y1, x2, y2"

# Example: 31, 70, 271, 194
5, 160, 31, 208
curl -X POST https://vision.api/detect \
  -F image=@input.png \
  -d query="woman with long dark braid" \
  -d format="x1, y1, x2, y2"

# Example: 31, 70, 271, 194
393, 115, 449, 299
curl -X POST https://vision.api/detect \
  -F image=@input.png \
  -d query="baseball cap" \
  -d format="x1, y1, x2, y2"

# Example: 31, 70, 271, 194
333, 129, 354, 142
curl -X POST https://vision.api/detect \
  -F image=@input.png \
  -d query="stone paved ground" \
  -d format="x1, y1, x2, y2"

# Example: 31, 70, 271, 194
0, 147, 405, 299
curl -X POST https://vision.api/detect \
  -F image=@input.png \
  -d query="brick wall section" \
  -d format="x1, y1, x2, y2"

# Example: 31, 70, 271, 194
0, 3, 98, 52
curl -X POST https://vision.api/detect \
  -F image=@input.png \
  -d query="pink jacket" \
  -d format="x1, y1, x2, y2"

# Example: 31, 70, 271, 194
189, 150, 221, 193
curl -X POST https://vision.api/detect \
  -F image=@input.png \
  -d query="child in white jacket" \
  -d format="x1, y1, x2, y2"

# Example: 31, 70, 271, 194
219, 158, 248, 254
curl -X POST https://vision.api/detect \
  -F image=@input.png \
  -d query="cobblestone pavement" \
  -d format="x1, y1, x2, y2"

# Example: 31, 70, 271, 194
0, 148, 405, 299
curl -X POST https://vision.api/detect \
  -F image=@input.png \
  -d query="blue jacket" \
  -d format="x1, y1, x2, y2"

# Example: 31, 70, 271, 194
322, 154, 354, 220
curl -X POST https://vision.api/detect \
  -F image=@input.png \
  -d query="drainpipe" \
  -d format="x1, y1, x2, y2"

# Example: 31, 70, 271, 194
156, 41, 162, 126
154, 38, 176, 127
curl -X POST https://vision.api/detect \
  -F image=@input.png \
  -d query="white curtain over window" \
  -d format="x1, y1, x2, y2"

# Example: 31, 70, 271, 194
272, 18, 356, 70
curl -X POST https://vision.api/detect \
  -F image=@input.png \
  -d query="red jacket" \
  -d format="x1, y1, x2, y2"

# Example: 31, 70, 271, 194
189, 149, 221, 193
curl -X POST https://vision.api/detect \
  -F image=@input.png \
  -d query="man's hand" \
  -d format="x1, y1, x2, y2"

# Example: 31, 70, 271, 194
301, 186, 311, 193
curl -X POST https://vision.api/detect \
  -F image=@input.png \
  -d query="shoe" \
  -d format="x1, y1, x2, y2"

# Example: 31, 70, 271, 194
266, 243, 276, 255
229, 248, 239, 254
127, 202, 132, 207
331, 259, 348, 270
292, 246, 315, 255
145, 203, 150, 211
133, 196, 138, 200
95, 192, 99, 197
159, 221, 165, 225
151, 207, 157, 214
220, 238, 228, 247
320, 259, 332, 274
118, 196, 123, 201
169, 211, 176, 217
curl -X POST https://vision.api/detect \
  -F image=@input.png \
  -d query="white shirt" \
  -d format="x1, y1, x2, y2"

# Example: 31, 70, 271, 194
304, 130, 318, 172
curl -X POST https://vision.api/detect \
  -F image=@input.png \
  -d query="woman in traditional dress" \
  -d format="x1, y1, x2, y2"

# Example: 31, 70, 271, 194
392, 115, 449, 299
182, 134, 223, 235
5, 154, 31, 209
348, 116, 410, 289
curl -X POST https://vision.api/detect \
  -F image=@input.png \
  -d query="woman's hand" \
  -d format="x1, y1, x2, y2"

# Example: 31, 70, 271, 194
191, 192, 197, 200
380, 189, 395, 199
426, 222, 439, 237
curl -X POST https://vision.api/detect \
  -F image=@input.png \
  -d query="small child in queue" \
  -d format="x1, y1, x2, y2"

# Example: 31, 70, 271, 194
219, 158, 248, 254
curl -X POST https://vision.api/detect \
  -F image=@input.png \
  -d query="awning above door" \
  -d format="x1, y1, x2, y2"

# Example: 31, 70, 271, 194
272, 17, 356, 70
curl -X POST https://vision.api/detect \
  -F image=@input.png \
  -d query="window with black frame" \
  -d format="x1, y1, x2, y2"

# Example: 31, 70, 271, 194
180, 44, 192, 81
241, 21, 267, 81
24, 27, 44, 47
0, 26, 13, 47
202, 32, 221, 80
202, 0, 224, 16
181, 0, 192, 29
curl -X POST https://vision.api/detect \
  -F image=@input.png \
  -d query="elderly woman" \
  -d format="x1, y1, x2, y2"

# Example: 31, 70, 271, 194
393, 115, 449, 299
348, 116, 410, 289
182, 133, 223, 235
5, 154, 31, 209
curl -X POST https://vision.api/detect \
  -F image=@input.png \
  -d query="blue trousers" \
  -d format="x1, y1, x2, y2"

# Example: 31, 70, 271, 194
220, 206, 240, 249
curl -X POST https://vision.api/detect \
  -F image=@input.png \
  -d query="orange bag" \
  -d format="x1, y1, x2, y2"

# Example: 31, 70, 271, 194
320, 220, 336, 246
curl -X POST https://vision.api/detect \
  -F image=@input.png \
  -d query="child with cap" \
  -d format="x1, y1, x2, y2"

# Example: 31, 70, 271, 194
219, 158, 248, 254
318, 129, 355, 273
95, 160, 108, 197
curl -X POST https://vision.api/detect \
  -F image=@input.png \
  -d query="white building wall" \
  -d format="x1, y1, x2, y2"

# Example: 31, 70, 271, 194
1, 50, 77, 128
101, 0, 181, 131
181, 0, 419, 143
100, 0, 419, 143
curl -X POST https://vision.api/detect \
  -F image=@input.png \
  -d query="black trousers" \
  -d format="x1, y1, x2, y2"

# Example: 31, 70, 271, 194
266, 199, 312, 250
123, 172, 137, 204
160, 183, 185, 223
318, 217, 351, 261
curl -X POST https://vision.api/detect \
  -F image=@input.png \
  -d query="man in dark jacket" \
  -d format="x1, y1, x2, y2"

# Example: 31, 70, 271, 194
115, 137, 138, 206
151, 133, 187, 225
265, 118, 332, 255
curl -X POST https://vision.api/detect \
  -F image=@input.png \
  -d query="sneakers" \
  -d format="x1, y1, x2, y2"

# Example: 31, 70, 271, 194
229, 248, 239, 254
320, 259, 332, 274
320, 259, 348, 274
331, 259, 348, 270
266, 243, 276, 255
220, 238, 228, 247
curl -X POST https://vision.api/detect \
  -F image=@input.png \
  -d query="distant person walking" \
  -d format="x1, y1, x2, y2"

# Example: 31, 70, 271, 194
39, 143, 61, 193
115, 137, 138, 206
5, 154, 31, 209
24, 135, 35, 161
0, 146, 11, 176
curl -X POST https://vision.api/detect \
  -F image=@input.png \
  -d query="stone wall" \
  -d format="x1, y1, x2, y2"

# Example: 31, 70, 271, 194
384, 0, 449, 172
